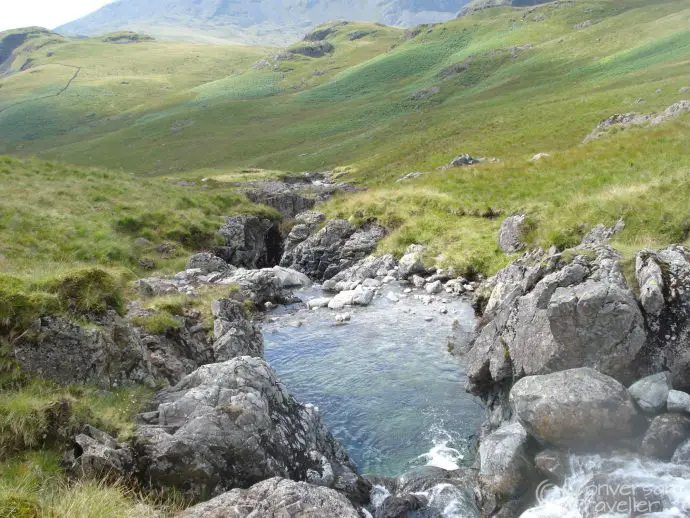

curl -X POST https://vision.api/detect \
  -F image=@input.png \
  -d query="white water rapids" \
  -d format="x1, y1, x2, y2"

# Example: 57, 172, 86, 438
522, 454, 690, 518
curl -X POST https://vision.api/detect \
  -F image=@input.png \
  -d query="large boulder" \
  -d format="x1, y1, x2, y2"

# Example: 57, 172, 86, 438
136, 357, 361, 499
479, 422, 537, 507
14, 313, 155, 389
177, 477, 361, 518
509, 368, 643, 450
640, 414, 690, 461
280, 218, 386, 281
668, 390, 690, 414
498, 214, 526, 254
635, 246, 690, 390
220, 268, 296, 306
215, 215, 282, 268
628, 372, 672, 414
466, 243, 646, 397
398, 244, 427, 279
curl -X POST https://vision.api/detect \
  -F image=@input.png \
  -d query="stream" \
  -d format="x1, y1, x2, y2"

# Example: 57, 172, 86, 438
262, 281, 484, 477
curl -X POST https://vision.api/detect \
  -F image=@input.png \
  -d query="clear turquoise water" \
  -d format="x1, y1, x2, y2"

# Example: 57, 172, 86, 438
263, 284, 484, 477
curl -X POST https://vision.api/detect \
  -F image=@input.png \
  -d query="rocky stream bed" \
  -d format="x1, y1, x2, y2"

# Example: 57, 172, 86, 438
9, 196, 690, 517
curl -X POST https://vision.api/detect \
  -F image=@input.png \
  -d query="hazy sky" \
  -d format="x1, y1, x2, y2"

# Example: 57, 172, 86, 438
1, 1, 114, 32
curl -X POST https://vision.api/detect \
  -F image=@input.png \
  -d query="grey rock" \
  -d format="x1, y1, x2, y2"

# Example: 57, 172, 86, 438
215, 215, 281, 268
449, 153, 480, 167
635, 246, 690, 391
282, 211, 326, 257
425, 280, 443, 294
466, 244, 646, 400
221, 268, 295, 306
640, 414, 690, 461
178, 477, 361, 518
379, 494, 427, 517
212, 299, 264, 361
534, 448, 569, 483
186, 253, 230, 274
479, 422, 536, 505
281, 219, 386, 281
244, 185, 316, 219
399, 245, 427, 279
136, 357, 361, 498
584, 101, 690, 142
14, 313, 155, 389
328, 285, 375, 309
668, 390, 690, 414
65, 425, 135, 479
322, 254, 397, 292
498, 214, 526, 253
628, 372, 672, 413
510, 368, 642, 449
671, 439, 690, 464
307, 297, 332, 309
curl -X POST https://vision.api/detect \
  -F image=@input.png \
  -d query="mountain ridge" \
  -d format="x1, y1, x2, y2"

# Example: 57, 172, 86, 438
55, 0, 471, 45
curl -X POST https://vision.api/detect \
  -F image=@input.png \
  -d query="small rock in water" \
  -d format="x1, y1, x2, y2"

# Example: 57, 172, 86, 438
308, 297, 332, 309
412, 275, 426, 289
425, 280, 443, 294
440, 308, 448, 315
265, 301, 275, 310
386, 293, 400, 303
425, 317, 434, 322
404, 288, 412, 294
335, 313, 352, 325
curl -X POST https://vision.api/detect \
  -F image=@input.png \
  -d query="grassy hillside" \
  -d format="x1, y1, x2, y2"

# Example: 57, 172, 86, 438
1, 0, 689, 275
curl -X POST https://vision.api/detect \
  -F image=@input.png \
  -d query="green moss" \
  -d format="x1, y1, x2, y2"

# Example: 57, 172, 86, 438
130, 312, 182, 335
36, 268, 126, 316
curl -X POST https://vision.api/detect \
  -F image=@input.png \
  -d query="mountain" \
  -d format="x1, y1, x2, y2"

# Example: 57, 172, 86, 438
55, 0, 470, 45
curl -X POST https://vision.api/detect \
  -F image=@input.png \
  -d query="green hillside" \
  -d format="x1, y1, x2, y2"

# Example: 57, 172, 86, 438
1, 0, 689, 275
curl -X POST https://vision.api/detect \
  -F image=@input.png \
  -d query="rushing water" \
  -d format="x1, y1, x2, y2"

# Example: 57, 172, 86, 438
523, 454, 690, 518
262, 282, 484, 477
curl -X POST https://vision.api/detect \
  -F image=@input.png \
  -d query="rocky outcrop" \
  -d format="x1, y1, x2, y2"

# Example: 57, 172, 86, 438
14, 312, 155, 389
215, 215, 282, 268
322, 254, 398, 292
509, 368, 643, 450
244, 183, 316, 219
178, 477, 361, 518
64, 425, 135, 480
584, 101, 690, 143
137, 265, 310, 307
280, 218, 386, 281
136, 357, 363, 499
466, 242, 646, 400
211, 299, 264, 361
186, 253, 232, 274
282, 211, 326, 257
635, 246, 690, 390
498, 214, 526, 254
